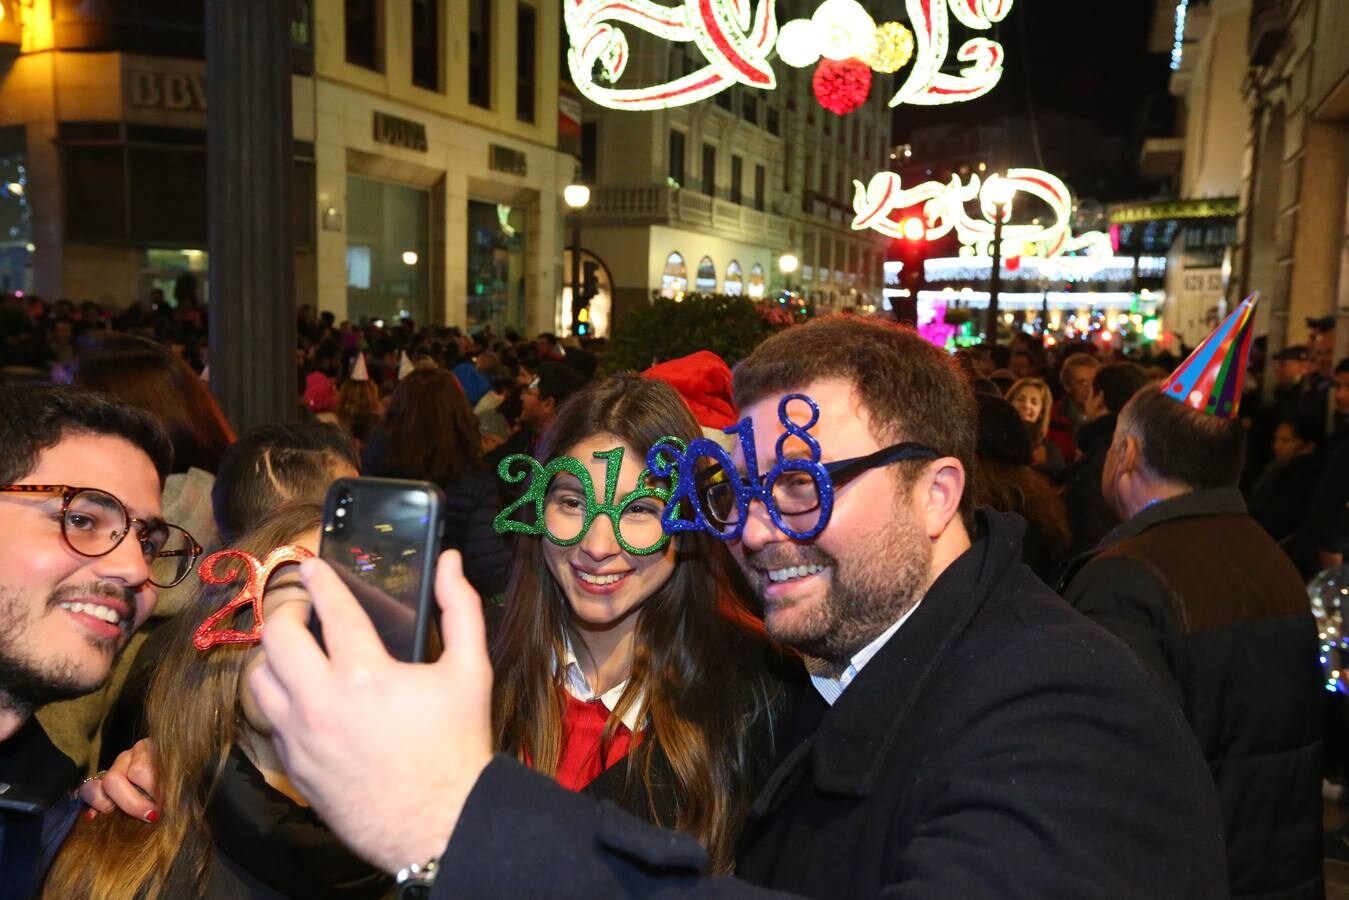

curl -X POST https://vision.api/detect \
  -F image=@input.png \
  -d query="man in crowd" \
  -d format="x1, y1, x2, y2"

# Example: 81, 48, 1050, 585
485, 360, 586, 467
1271, 345, 1323, 423
252, 318, 1226, 897
0, 384, 172, 897
1061, 301, 1323, 898
1061, 361, 1149, 555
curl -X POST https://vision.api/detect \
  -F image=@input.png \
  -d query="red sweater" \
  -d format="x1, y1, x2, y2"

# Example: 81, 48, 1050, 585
555, 691, 638, 792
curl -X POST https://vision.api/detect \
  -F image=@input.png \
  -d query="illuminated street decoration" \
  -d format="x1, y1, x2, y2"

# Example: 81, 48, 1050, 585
813, 58, 872, 115
851, 168, 1076, 257
564, 0, 778, 111
565, 0, 1010, 112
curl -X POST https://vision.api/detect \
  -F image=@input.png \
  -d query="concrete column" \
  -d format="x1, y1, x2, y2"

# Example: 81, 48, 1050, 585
206, 0, 297, 429
1287, 120, 1348, 331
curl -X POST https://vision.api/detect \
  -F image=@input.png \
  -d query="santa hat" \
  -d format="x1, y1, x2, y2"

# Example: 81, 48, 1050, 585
1160, 294, 1258, 419
398, 351, 415, 381
304, 370, 337, 412
349, 352, 369, 382
643, 351, 738, 451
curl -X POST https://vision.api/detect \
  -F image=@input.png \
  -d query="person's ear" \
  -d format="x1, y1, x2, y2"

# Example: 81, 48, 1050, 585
1117, 434, 1142, 477
915, 459, 965, 539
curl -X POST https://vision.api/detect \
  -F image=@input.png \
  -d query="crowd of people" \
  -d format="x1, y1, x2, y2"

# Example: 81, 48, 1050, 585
0, 286, 1346, 898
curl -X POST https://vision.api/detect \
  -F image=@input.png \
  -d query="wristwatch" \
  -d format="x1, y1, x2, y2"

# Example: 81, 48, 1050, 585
395, 858, 439, 899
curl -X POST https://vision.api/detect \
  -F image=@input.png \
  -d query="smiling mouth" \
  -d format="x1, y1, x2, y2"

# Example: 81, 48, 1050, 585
764, 564, 829, 584
58, 600, 126, 627
574, 568, 631, 586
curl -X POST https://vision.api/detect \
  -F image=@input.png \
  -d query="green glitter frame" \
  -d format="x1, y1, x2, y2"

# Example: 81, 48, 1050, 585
493, 437, 685, 556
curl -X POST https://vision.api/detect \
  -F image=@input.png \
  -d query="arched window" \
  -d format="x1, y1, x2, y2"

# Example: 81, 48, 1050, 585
695, 256, 717, 292
661, 251, 688, 298
747, 262, 766, 298
724, 260, 743, 296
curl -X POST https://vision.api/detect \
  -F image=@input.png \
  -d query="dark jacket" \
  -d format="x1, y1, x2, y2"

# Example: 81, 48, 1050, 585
161, 747, 391, 899
362, 430, 511, 602
0, 719, 80, 900
1061, 412, 1120, 557
1060, 488, 1324, 900
433, 511, 1227, 898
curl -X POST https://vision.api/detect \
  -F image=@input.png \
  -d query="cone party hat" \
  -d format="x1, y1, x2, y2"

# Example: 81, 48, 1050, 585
1159, 294, 1258, 419
349, 352, 370, 382
398, 351, 415, 381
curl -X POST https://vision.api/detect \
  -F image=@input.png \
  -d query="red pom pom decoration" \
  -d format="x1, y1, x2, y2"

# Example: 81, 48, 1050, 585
812, 58, 872, 116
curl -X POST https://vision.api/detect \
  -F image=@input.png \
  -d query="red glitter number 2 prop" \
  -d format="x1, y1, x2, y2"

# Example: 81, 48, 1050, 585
192, 545, 314, 650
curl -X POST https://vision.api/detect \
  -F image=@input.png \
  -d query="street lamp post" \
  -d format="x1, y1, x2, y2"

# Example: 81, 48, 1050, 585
984, 176, 1015, 344
563, 183, 591, 335
779, 252, 799, 296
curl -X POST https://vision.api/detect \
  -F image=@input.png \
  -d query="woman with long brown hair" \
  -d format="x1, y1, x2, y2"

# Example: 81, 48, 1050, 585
43, 503, 389, 899
491, 374, 797, 872
362, 367, 510, 601
1006, 376, 1066, 477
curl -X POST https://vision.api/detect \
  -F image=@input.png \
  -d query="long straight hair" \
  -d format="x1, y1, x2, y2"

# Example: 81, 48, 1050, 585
490, 374, 787, 872
42, 504, 324, 899
373, 368, 482, 483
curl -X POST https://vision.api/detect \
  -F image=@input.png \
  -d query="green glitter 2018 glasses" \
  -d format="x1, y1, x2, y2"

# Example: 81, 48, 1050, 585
492, 438, 685, 556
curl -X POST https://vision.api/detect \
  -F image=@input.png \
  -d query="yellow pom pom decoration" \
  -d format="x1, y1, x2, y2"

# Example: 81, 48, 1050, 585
866, 22, 915, 74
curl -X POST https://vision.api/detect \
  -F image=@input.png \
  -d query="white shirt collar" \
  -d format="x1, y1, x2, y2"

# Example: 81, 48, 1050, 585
559, 633, 646, 732
805, 598, 923, 706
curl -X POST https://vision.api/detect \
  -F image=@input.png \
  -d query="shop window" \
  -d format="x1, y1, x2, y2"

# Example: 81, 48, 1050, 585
516, 4, 537, 122
467, 200, 527, 332
345, 0, 380, 71
695, 256, 717, 292
725, 260, 743, 297
468, 0, 491, 108
346, 175, 430, 325
701, 143, 716, 196
412, 0, 439, 91
747, 263, 765, 298
661, 252, 687, 297
0, 137, 32, 296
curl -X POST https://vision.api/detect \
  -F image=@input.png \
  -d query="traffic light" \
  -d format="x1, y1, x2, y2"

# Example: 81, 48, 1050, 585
581, 261, 600, 302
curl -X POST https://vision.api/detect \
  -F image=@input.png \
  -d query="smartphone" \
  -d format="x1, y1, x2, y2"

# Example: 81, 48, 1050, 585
312, 477, 444, 663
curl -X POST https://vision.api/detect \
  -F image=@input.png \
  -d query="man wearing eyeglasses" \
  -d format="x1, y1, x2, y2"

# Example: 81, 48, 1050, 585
0, 383, 184, 898
249, 318, 1227, 898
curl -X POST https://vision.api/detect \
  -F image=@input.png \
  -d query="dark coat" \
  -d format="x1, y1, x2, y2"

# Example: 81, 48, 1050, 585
433, 511, 1228, 898
161, 747, 392, 899
362, 431, 511, 602
1060, 488, 1324, 900
1062, 412, 1121, 557
0, 719, 80, 900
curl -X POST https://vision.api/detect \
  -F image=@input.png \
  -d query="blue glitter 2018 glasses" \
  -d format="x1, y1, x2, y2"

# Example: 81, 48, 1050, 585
647, 393, 941, 541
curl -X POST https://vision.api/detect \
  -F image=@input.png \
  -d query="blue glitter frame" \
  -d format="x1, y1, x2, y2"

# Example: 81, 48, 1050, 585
647, 393, 834, 541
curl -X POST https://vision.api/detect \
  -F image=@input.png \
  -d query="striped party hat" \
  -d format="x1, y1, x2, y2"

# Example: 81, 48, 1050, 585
1159, 294, 1258, 419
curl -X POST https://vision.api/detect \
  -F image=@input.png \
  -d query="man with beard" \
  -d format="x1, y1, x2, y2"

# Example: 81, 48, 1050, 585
246, 318, 1226, 898
0, 384, 174, 898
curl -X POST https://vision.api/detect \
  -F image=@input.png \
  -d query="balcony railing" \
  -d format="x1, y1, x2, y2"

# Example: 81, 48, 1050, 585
587, 186, 789, 245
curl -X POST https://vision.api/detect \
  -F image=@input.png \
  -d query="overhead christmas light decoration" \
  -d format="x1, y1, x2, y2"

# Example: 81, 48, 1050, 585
866, 21, 916, 73
813, 58, 872, 115
564, 0, 778, 111
851, 168, 1076, 258
564, 0, 1012, 112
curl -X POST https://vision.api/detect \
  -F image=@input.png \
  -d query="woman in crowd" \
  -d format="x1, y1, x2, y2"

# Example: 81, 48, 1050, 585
972, 393, 1071, 582
362, 367, 510, 601
491, 374, 797, 872
1006, 376, 1066, 478
46, 504, 390, 899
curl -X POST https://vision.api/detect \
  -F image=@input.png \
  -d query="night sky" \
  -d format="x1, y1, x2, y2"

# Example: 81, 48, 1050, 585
896, 0, 1173, 202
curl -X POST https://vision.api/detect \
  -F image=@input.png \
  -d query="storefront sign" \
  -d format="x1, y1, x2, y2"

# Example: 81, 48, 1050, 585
373, 112, 428, 152
127, 70, 207, 113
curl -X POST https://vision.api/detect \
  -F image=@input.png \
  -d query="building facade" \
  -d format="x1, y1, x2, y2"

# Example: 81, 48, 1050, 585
1232, 0, 1349, 363
572, 0, 892, 334
0, 0, 575, 335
